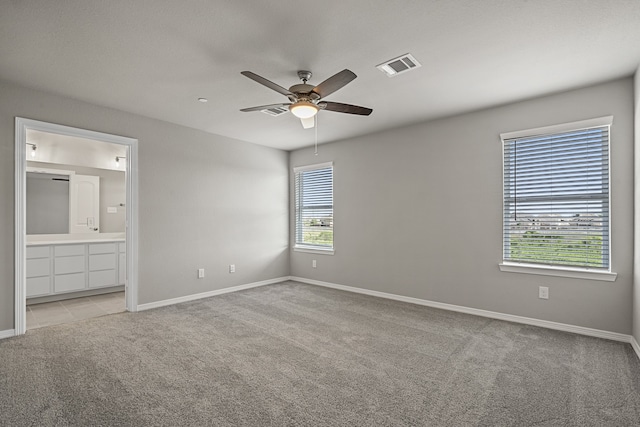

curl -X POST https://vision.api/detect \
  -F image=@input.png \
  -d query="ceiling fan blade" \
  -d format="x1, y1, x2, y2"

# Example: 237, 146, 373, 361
240, 103, 291, 112
311, 69, 356, 99
241, 71, 293, 97
300, 117, 315, 129
319, 101, 372, 116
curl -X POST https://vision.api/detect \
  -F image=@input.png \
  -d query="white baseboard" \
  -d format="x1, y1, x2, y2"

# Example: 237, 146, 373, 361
631, 337, 640, 361
136, 276, 290, 311
0, 329, 16, 340
8, 274, 639, 363
290, 276, 633, 344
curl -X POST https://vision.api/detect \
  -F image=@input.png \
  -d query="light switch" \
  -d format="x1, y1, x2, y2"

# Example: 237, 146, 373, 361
107, 207, 118, 214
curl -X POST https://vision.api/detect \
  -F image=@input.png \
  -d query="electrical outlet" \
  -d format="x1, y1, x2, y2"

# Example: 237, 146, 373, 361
229, 264, 235, 273
312, 259, 317, 268
539, 286, 549, 300
198, 268, 205, 279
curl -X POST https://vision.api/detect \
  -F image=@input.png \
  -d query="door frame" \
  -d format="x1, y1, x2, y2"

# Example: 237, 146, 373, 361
14, 118, 139, 335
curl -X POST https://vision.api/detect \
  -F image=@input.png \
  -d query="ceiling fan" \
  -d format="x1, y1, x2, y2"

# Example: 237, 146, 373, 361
240, 69, 372, 129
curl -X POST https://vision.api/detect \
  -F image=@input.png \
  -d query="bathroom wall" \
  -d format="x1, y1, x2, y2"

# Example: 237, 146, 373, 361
27, 161, 126, 233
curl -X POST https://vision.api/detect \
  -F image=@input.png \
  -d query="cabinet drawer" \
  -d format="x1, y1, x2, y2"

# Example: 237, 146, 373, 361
54, 273, 86, 293
26, 258, 50, 278
26, 276, 51, 297
89, 253, 116, 271
118, 242, 126, 253
55, 244, 85, 257
89, 243, 116, 254
89, 270, 117, 288
27, 246, 50, 259
55, 255, 85, 275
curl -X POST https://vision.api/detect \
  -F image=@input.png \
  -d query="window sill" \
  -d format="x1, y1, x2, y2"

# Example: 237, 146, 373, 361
294, 246, 335, 255
499, 262, 617, 282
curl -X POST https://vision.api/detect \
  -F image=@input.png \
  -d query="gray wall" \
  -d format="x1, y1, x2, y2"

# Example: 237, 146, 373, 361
28, 162, 127, 233
0, 79, 289, 331
290, 78, 634, 335
634, 66, 640, 344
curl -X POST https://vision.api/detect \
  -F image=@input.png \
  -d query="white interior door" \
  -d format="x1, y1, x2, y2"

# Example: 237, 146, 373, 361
69, 174, 100, 233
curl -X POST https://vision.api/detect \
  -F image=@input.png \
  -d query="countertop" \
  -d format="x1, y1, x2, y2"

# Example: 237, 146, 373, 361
27, 233, 126, 246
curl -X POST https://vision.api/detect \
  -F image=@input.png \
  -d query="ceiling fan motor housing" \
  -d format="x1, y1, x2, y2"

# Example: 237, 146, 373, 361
287, 71, 320, 103
288, 83, 319, 103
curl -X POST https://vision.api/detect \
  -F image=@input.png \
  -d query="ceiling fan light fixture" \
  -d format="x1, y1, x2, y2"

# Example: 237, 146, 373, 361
289, 101, 318, 119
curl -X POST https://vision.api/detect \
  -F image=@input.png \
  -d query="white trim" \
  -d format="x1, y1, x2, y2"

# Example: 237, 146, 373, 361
136, 277, 290, 311
125, 141, 139, 313
293, 162, 335, 253
15, 119, 27, 335
293, 247, 335, 255
500, 116, 614, 275
500, 115, 613, 140
293, 161, 333, 173
7, 275, 639, 360
290, 276, 632, 343
498, 262, 617, 282
14, 118, 139, 334
631, 336, 640, 361
18, 119, 138, 145
0, 329, 16, 340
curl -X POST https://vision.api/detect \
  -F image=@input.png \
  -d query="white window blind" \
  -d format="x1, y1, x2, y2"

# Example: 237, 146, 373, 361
294, 163, 333, 250
502, 120, 610, 269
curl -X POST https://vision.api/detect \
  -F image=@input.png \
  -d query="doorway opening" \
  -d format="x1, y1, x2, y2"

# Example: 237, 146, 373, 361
15, 118, 138, 335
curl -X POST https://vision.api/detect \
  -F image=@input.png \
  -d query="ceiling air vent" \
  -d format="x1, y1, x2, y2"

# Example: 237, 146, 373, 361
261, 106, 289, 116
376, 53, 421, 77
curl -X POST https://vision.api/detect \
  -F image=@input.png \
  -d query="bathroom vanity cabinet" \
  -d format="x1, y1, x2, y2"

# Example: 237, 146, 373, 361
26, 239, 126, 298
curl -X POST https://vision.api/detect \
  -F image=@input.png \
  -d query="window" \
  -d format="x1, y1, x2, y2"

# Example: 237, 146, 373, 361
501, 117, 612, 272
294, 162, 333, 252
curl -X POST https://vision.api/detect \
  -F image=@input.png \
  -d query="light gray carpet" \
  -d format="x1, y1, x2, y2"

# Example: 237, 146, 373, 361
1, 281, 639, 426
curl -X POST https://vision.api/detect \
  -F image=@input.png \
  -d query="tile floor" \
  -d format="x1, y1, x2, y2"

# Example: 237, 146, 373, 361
27, 291, 126, 330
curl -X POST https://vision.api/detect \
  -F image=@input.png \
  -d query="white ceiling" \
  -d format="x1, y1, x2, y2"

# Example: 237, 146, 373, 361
2, 1, 640, 151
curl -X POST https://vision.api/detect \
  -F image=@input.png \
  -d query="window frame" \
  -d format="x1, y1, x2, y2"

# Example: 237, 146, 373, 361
293, 162, 335, 255
498, 116, 616, 282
